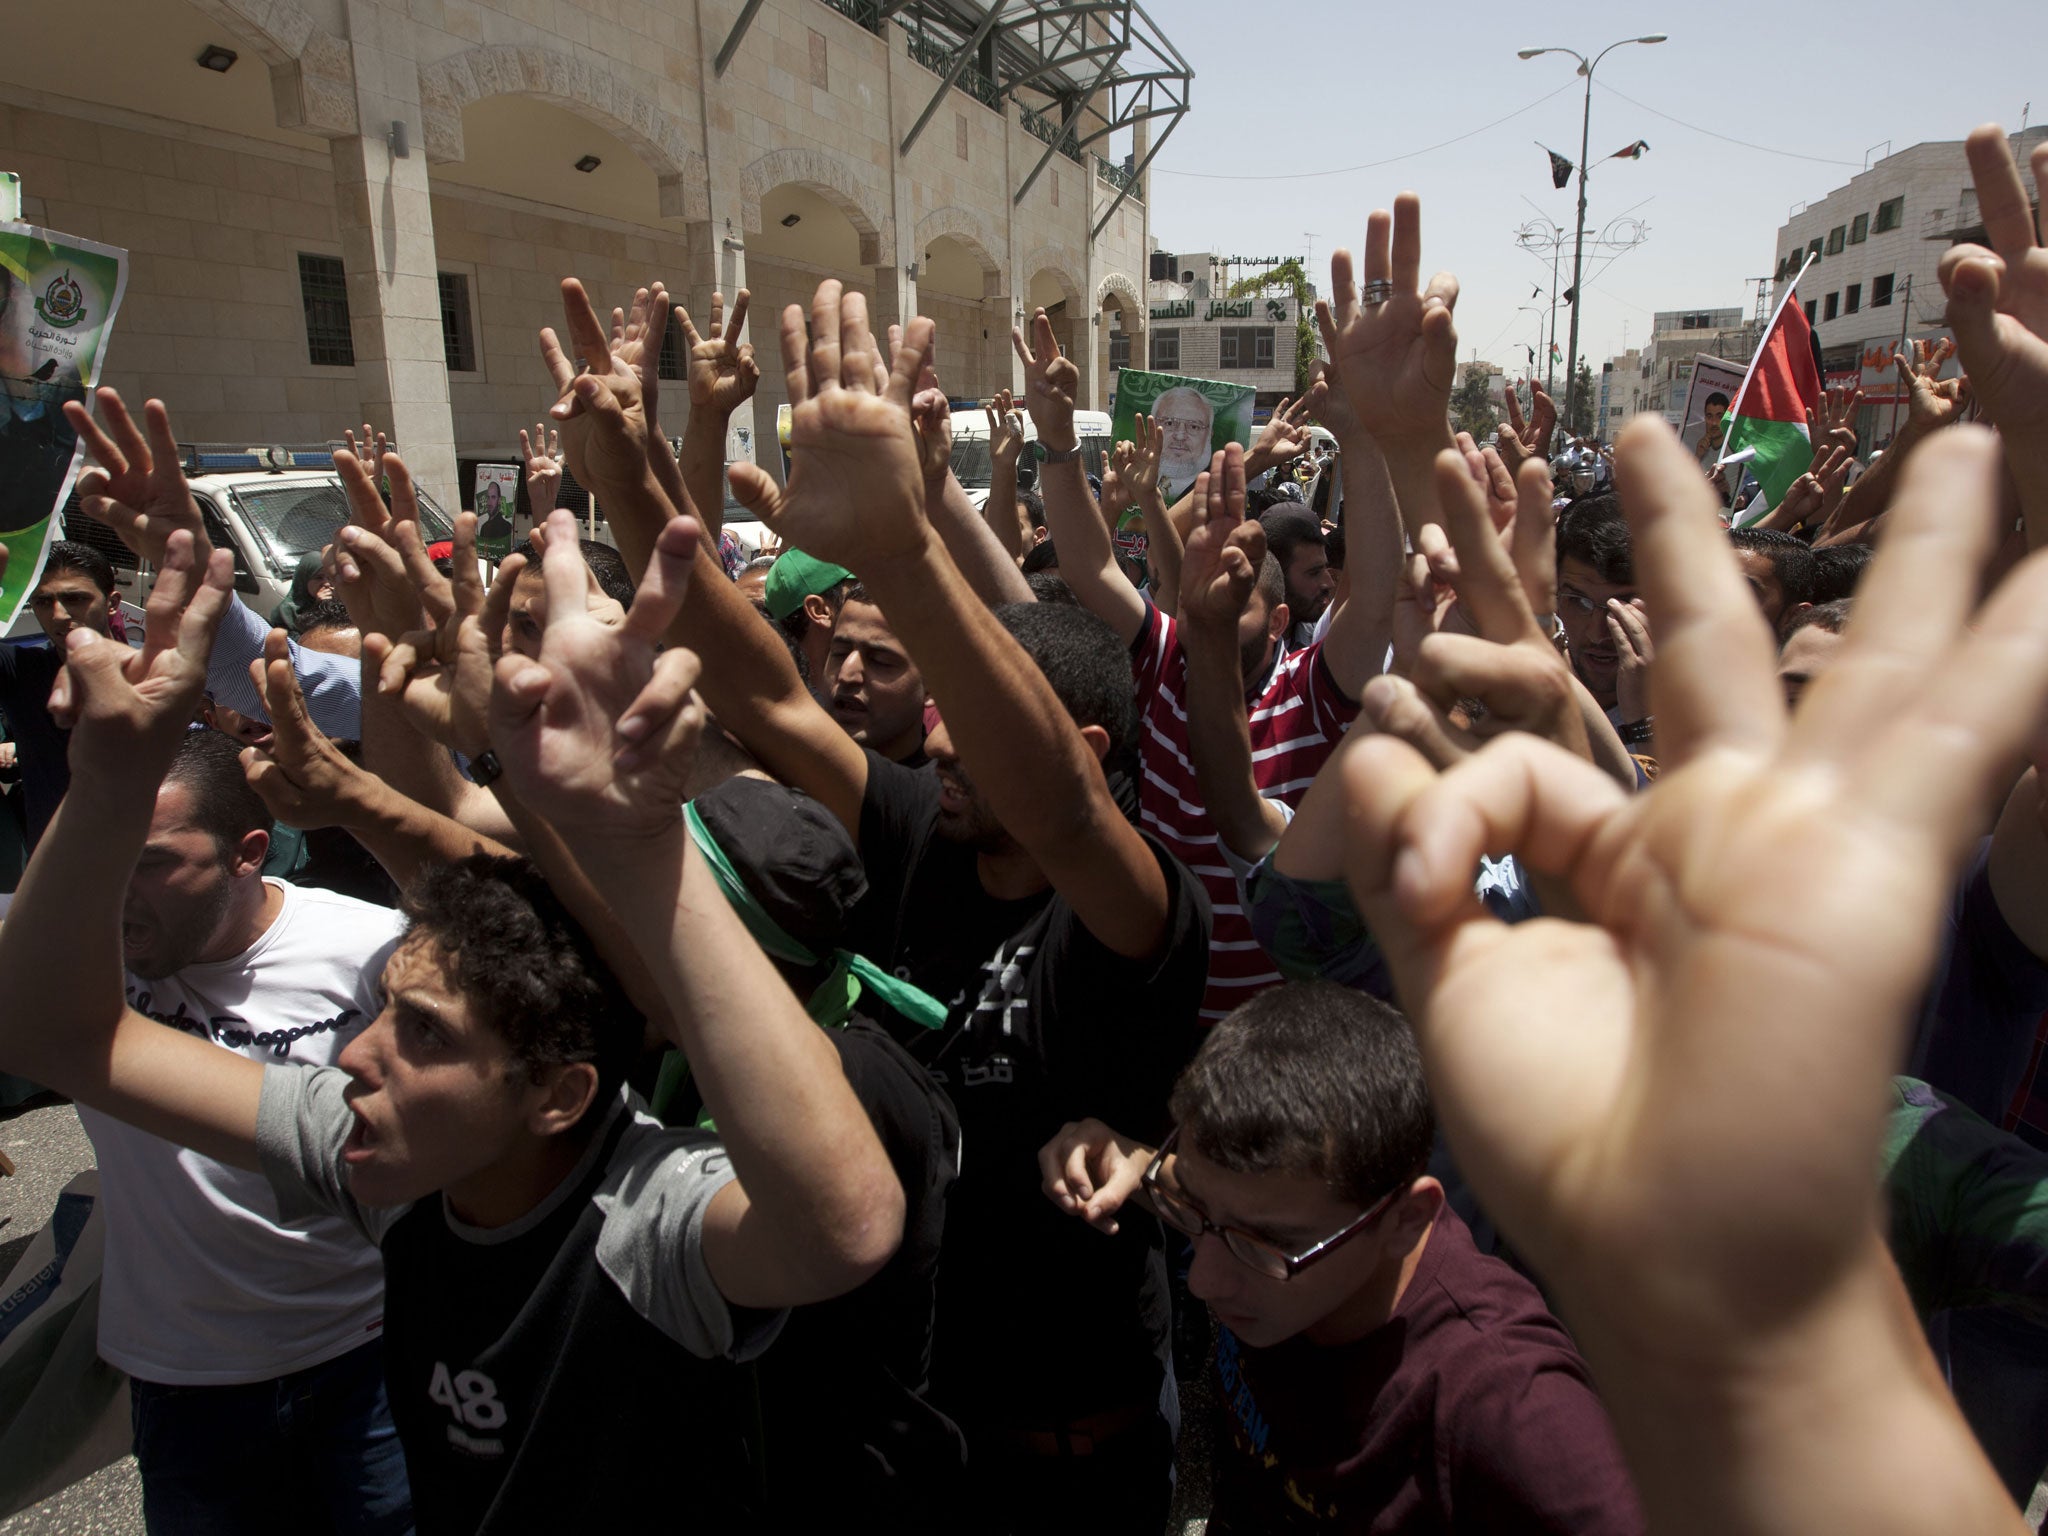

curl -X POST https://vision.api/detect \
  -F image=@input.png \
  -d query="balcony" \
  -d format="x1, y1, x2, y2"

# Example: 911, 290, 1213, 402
905, 27, 1001, 112
1095, 154, 1140, 200
1020, 102, 1083, 165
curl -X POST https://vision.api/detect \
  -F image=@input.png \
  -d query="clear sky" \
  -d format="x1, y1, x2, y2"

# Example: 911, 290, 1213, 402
1144, 0, 2041, 378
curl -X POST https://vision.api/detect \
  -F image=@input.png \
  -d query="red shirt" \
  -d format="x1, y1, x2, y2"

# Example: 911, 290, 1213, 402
1209, 1209, 1644, 1535
1132, 597, 1359, 1023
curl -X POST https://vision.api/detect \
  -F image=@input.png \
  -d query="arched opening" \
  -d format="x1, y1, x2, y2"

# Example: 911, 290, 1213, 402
919, 233, 1000, 401
1099, 290, 1141, 412
1028, 265, 1087, 403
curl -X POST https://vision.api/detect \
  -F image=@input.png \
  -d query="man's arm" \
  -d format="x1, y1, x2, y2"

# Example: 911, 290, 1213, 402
981, 392, 1031, 562
1015, 312, 1148, 644
536, 278, 871, 835
0, 535, 265, 1168
1309, 372, 1404, 700
669, 288, 761, 544
491, 510, 902, 1308
732, 286, 1176, 961
1178, 448, 1290, 862
911, 379, 1033, 606
207, 596, 362, 738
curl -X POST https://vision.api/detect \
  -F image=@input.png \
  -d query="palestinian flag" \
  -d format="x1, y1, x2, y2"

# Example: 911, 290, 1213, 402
1723, 254, 1821, 526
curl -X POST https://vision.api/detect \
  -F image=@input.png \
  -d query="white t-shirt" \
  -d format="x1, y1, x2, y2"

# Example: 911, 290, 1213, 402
80, 880, 403, 1385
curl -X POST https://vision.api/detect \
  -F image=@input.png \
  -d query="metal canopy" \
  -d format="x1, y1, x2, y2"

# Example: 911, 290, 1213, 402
718, 0, 1190, 215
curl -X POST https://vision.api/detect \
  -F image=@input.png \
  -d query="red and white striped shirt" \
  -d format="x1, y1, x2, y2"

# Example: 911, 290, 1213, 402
1131, 597, 1359, 1023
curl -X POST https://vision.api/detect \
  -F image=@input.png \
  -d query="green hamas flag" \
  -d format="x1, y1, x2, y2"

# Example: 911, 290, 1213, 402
1110, 368, 1255, 503
0, 219, 130, 626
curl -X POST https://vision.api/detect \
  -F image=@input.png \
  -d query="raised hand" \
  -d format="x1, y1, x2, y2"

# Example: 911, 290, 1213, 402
1098, 440, 1138, 519
1806, 380, 1864, 455
910, 360, 954, 490
488, 508, 704, 837
1364, 452, 1588, 769
726, 281, 934, 571
1125, 414, 1163, 504
242, 628, 376, 828
1245, 393, 1313, 478
1604, 595, 1653, 725
1038, 1118, 1154, 1237
1497, 377, 1557, 474
540, 277, 653, 495
1339, 419, 2048, 1525
1893, 336, 1971, 435
371, 512, 503, 757
332, 450, 431, 641
1178, 444, 1264, 629
343, 424, 389, 467
61, 389, 211, 566
1938, 126, 2047, 455
520, 421, 563, 514
1012, 309, 1079, 451
46, 530, 234, 773
1316, 194, 1459, 446
676, 289, 761, 421
986, 388, 1025, 471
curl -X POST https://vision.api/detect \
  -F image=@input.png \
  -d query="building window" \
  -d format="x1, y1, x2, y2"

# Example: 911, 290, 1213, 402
1804, 298, 1818, 325
1218, 326, 1276, 371
1850, 212, 1869, 244
1871, 273, 1894, 307
657, 319, 685, 380
297, 253, 353, 367
1150, 328, 1179, 371
437, 272, 476, 374
1807, 238, 1824, 264
1875, 196, 1904, 232
1823, 291, 1839, 322
1845, 282, 1861, 314
1827, 225, 1846, 255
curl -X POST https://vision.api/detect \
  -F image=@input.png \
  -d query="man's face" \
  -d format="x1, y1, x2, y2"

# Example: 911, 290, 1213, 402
30, 569, 110, 646
1778, 623, 1846, 712
1734, 549, 1790, 631
1154, 395, 1213, 483
1173, 1139, 1414, 1350
204, 699, 274, 750
1557, 556, 1636, 709
1704, 399, 1727, 428
124, 781, 257, 980
825, 600, 927, 762
925, 714, 1013, 853
334, 936, 554, 1212
736, 566, 770, 607
1282, 542, 1333, 626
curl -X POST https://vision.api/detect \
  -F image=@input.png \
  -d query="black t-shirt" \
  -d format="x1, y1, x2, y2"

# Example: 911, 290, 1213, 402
853, 751, 1212, 1427
749, 1020, 969, 1531
0, 640, 69, 850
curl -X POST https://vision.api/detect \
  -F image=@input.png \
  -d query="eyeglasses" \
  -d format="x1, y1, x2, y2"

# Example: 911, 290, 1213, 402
1556, 586, 1636, 617
1141, 1128, 1402, 1281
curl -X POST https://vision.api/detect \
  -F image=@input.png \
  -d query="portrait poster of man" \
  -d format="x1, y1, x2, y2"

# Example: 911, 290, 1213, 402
1111, 368, 1256, 501
473, 463, 518, 558
0, 222, 128, 628
1680, 354, 1747, 468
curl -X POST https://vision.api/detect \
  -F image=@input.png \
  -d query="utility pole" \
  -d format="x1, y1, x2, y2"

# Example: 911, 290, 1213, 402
1519, 33, 1665, 436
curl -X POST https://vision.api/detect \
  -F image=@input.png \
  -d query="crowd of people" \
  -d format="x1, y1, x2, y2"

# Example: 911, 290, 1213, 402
0, 121, 2046, 1535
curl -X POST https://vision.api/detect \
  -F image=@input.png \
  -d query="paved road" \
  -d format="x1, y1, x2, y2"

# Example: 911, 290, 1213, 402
0, 1098, 143, 1536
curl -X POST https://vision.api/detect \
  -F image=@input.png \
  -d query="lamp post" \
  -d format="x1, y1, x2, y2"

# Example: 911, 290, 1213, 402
1518, 33, 1663, 439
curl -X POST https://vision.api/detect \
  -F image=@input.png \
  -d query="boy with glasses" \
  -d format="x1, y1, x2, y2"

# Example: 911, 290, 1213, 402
1040, 981, 1642, 1534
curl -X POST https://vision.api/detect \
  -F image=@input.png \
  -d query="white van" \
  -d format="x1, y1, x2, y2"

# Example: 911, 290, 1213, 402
8, 444, 457, 639
949, 406, 1115, 511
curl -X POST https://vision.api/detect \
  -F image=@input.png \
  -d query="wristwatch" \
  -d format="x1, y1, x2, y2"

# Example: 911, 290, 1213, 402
1619, 716, 1656, 748
1035, 440, 1085, 465
468, 747, 505, 787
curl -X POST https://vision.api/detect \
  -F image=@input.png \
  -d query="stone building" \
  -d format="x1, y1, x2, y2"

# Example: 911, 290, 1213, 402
0, 0, 1189, 503
1140, 250, 1308, 418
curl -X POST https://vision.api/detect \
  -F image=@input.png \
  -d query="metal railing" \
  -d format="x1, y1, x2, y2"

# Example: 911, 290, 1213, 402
818, 0, 882, 36
1095, 154, 1138, 197
905, 28, 1001, 111
1019, 102, 1083, 164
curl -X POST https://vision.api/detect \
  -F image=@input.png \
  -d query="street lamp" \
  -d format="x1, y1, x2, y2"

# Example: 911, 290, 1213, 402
1519, 33, 1664, 437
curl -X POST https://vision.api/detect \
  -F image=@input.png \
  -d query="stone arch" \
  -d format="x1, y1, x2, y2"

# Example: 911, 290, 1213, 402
740, 148, 892, 266
417, 44, 708, 219
1021, 247, 1084, 310
185, 0, 358, 138
1095, 270, 1141, 312
914, 206, 1003, 285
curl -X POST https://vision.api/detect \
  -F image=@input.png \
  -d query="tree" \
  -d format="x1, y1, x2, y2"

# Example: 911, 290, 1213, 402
1568, 360, 1596, 438
1450, 363, 1501, 441
1226, 258, 1318, 393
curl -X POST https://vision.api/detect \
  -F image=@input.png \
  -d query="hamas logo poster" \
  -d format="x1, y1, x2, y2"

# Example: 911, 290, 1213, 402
1110, 368, 1256, 502
0, 222, 129, 629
